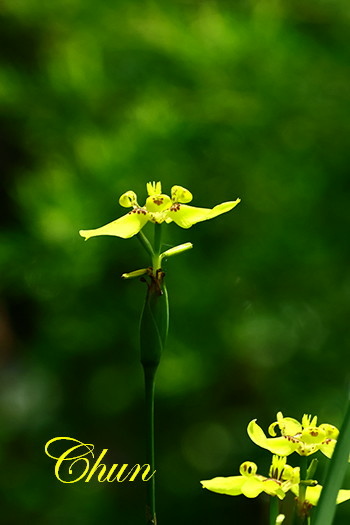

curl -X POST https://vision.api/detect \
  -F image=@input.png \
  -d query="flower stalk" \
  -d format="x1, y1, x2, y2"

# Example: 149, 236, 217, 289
79, 181, 241, 524
296, 456, 309, 525
139, 224, 169, 525
144, 365, 157, 525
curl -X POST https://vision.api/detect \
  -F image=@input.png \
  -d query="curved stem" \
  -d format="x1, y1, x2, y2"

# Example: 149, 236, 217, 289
137, 231, 154, 258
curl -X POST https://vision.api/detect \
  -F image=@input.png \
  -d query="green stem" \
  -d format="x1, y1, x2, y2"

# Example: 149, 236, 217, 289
297, 456, 309, 525
299, 456, 308, 504
269, 496, 279, 525
143, 365, 157, 525
140, 222, 166, 525
154, 223, 162, 257
137, 231, 154, 258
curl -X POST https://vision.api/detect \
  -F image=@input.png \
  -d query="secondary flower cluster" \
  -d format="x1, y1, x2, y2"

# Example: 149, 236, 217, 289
201, 412, 350, 514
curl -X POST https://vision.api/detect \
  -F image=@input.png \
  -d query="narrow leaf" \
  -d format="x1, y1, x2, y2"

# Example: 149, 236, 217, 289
312, 397, 350, 525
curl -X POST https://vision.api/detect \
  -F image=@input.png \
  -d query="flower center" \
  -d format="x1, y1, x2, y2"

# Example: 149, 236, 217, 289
146, 194, 172, 213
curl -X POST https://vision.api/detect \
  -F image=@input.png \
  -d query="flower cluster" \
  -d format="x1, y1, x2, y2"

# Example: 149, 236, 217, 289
201, 455, 299, 501
79, 181, 240, 283
201, 412, 350, 516
248, 412, 339, 458
79, 181, 240, 240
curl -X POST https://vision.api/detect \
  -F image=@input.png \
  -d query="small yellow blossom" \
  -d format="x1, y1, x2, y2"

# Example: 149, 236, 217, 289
248, 412, 339, 457
291, 484, 350, 507
201, 455, 299, 500
79, 181, 240, 239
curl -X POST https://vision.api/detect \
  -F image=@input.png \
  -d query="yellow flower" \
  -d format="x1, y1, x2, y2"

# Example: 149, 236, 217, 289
79, 181, 240, 240
201, 455, 299, 500
248, 412, 339, 457
291, 484, 350, 507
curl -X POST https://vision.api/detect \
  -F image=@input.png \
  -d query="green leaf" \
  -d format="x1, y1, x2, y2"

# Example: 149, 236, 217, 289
312, 398, 350, 525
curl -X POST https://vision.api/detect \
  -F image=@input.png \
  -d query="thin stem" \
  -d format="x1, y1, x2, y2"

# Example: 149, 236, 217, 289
154, 223, 162, 253
297, 456, 309, 525
152, 224, 162, 271
299, 456, 308, 505
143, 365, 157, 525
269, 496, 279, 525
137, 231, 154, 258
140, 221, 165, 525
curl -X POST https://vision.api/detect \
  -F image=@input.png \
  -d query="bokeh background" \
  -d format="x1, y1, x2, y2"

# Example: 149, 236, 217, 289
1, 0, 350, 523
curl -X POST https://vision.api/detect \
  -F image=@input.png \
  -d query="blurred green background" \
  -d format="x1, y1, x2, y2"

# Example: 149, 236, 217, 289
1, 0, 350, 523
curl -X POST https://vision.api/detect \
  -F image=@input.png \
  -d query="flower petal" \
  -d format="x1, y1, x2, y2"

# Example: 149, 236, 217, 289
201, 476, 245, 496
292, 485, 350, 506
146, 194, 172, 213
171, 185, 193, 203
119, 191, 138, 208
241, 478, 265, 498
247, 420, 296, 455
319, 438, 337, 458
301, 427, 326, 445
248, 419, 268, 445
295, 442, 318, 456
239, 461, 258, 477
336, 489, 350, 504
242, 478, 286, 499
291, 484, 321, 506
79, 210, 149, 240
166, 204, 212, 228
269, 414, 301, 437
262, 480, 287, 500
208, 199, 241, 220
318, 424, 339, 439
264, 437, 297, 456
167, 199, 240, 229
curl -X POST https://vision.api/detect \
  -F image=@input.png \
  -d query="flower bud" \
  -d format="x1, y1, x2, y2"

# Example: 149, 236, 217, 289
140, 271, 169, 369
